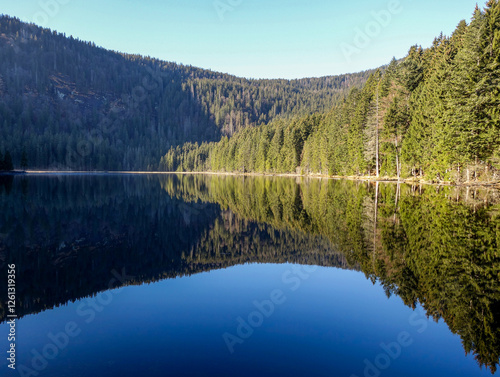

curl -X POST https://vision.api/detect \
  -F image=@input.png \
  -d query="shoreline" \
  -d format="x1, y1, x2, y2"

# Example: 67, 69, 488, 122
0, 170, 27, 175
20, 170, 500, 188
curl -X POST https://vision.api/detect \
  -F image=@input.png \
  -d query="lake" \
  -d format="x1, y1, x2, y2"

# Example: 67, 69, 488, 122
0, 173, 498, 377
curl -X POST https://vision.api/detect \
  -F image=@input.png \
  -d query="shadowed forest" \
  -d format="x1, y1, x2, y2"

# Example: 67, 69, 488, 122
0, 15, 372, 171
0, 174, 498, 372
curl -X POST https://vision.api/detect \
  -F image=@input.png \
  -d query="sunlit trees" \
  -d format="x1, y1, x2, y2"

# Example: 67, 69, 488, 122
163, 8, 500, 183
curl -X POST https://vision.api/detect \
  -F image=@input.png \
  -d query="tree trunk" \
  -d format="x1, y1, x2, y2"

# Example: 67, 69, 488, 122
376, 90, 380, 178
394, 183, 400, 223
395, 136, 400, 180
474, 156, 478, 181
373, 182, 379, 271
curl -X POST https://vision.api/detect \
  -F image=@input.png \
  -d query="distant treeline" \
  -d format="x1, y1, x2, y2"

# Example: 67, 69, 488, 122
162, 1, 500, 183
0, 15, 374, 170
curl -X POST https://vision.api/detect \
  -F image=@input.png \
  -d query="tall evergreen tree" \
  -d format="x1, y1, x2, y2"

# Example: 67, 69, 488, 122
20, 149, 28, 170
446, 6, 493, 180
4, 150, 13, 171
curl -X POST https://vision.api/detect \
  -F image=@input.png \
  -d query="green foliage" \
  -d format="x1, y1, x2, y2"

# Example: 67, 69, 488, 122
161, 175, 500, 373
166, 1, 500, 183
1, 2, 499, 180
403, 2, 500, 181
1, 172, 499, 372
0, 15, 374, 171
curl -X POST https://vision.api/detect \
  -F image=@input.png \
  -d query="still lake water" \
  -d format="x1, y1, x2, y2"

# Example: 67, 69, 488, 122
0, 173, 499, 377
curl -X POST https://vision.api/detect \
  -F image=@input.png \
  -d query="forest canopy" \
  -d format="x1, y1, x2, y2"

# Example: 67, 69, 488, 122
0, 15, 373, 171
162, 1, 500, 183
0, 2, 498, 181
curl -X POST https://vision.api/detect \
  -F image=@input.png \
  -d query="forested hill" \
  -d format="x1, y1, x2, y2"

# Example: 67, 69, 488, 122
164, 1, 500, 184
0, 15, 374, 170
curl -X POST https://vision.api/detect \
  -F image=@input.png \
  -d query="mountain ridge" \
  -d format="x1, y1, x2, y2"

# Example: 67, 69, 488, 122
0, 15, 377, 170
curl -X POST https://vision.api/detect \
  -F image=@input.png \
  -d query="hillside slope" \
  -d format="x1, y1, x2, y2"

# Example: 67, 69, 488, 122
0, 15, 374, 170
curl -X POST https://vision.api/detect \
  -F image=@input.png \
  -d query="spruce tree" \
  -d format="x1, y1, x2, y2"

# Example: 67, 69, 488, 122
4, 151, 13, 171
481, 0, 500, 172
447, 6, 489, 180
20, 149, 28, 170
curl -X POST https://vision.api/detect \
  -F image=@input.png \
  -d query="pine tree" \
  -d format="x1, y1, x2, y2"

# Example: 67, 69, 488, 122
4, 150, 13, 171
401, 45, 424, 92
20, 149, 28, 170
267, 126, 284, 172
481, 0, 500, 173
447, 6, 490, 180
255, 127, 271, 173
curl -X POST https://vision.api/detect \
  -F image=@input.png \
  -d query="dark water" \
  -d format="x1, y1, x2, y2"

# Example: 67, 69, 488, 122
0, 174, 499, 377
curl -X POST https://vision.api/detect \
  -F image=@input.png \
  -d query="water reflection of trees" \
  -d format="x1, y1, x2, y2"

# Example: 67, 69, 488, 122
0, 174, 499, 372
0, 175, 345, 322
161, 175, 500, 373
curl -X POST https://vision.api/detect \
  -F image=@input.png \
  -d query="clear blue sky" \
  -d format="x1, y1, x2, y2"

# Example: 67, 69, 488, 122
1, 0, 480, 79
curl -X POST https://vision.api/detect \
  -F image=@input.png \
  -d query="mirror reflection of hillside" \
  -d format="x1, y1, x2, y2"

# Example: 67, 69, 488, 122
0, 174, 499, 372
160, 175, 500, 373
0, 175, 345, 322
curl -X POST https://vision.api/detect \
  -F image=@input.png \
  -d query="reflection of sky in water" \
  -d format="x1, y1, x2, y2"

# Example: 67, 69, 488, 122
2, 264, 491, 377
0, 174, 498, 377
